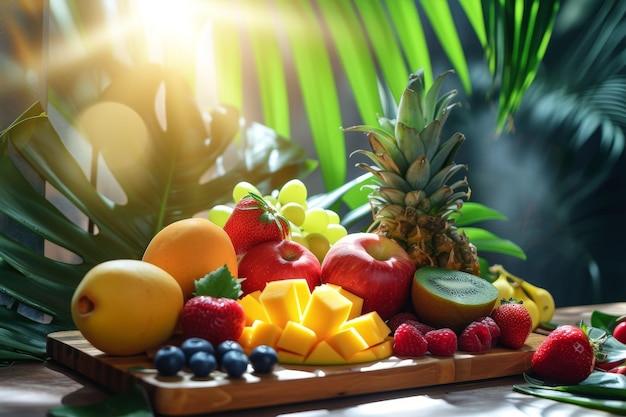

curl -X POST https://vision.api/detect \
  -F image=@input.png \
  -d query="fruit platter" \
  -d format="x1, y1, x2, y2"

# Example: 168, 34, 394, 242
46, 71, 608, 416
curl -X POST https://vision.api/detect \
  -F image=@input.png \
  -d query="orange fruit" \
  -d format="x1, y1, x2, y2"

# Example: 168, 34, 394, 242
142, 217, 238, 300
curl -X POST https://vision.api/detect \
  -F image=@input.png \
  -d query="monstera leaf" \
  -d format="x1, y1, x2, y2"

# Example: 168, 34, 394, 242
0, 64, 315, 360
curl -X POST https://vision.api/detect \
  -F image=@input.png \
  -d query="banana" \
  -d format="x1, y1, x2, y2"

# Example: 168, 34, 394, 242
510, 281, 541, 330
488, 264, 555, 329
491, 271, 515, 301
519, 280, 555, 323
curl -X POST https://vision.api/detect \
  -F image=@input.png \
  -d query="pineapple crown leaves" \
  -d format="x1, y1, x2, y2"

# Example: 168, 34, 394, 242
193, 264, 244, 299
240, 192, 290, 237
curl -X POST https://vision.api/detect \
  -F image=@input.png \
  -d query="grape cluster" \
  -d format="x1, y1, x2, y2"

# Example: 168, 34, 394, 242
208, 179, 347, 262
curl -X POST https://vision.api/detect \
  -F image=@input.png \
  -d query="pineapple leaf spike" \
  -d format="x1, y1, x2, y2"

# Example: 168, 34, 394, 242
348, 70, 480, 275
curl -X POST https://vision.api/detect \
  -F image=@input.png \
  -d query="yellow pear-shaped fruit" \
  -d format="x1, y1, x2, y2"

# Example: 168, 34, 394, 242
71, 259, 183, 356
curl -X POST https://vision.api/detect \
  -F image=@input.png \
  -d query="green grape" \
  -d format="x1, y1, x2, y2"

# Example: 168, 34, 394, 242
208, 204, 233, 227
290, 233, 309, 249
277, 179, 307, 206
325, 209, 340, 224
280, 202, 306, 227
300, 207, 329, 234
305, 232, 330, 263
263, 195, 280, 209
233, 181, 261, 203
325, 224, 348, 244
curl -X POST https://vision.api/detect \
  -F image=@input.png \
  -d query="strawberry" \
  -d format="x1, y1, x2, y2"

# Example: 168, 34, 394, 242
425, 328, 457, 356
531, 324, 596, 384
490, 299, 532, 349
393, 323, 428, 356
180, 265, 246, 346
458, 321, 492, 352
223, 193, 289, 255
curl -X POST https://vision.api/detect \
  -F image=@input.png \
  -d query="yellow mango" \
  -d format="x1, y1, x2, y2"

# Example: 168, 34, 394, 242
326, 284, 364, 319
347, 347, 377, 363
370, 338, 394, 360
326, 327, 369, 359
301, 285, 352, 340
237, 326, 253, 348
276, 321, 318, 357
248, 320, 282, 349
277, 349, 305, 364
340, 311, 391, 347
238, 291, 268, 326
305, 340, 345, 365
259, 279, 311, 328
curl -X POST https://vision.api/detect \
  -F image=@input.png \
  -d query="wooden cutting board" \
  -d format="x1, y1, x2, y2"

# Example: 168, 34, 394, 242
47, 330, 545, 416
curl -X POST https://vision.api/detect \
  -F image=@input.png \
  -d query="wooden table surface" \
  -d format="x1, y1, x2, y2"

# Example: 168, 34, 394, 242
1, 303, 625, 417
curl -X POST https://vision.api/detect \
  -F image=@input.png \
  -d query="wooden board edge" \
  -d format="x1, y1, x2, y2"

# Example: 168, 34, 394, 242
46, 330, 545, 416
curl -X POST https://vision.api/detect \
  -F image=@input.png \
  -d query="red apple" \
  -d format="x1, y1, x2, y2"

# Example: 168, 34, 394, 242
237, 239, 322, 295
320, 233, 416, 320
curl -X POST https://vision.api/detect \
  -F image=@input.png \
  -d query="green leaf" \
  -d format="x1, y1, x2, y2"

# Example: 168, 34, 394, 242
420, 1, 471, 94
193, 265, 243, 299
48, 382, 152, 417
451, 202, 508, 226
591, 310, 623, 333
514, 371, 626, 415
317, 1, 382, 127
461, 227, 527, 260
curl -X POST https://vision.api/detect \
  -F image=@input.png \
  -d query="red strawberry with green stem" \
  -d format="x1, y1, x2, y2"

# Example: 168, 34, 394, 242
181, 265, 246, 347
531, 323, 597, 384
490, 298, 532, 349
223, 192, 290, 256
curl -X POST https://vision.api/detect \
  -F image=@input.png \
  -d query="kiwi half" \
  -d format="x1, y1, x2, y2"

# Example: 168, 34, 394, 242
411, 266, 498, 333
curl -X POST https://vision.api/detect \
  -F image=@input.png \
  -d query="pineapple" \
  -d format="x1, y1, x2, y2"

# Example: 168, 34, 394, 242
346, 70, 479, 275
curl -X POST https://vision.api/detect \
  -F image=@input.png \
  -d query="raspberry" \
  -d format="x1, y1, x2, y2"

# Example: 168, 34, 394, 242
425, 328, 457, 356
479, 316, 501, 347
458, 321, 492, 352
406, 320, 436, 336
393, 323, 428, 356
387, 312, 419, 333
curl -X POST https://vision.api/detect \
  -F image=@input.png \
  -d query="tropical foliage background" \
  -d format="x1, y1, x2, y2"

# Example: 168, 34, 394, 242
1, 0, 624, 362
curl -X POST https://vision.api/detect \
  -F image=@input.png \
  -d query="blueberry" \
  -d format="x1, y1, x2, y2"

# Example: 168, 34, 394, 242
181, 337, 214, 365
221, 349, 249, 377
188, 351, 217, 377
154, 345, 185, 376
215, 340, 243, 363
249, 345, 278, 374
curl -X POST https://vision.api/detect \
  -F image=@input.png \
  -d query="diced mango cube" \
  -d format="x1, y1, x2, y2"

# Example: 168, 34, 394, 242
259, 279, 311, 328
305, 340, 345, 365
237, 326, 253, 348
238, 292, 268, 325
301, 285, 352, 340
248, 320, 282, 349
277, 349, 305, 364
370, 338, 394, 360
347, 347, 377, 363
276, 321, 318, 357
325, 327, 369, 359
340, 311, 390, 347
326, 284, 364, 319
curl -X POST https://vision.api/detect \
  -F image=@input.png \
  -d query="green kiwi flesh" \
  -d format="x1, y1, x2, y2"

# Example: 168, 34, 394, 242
411, 266, 498, 333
